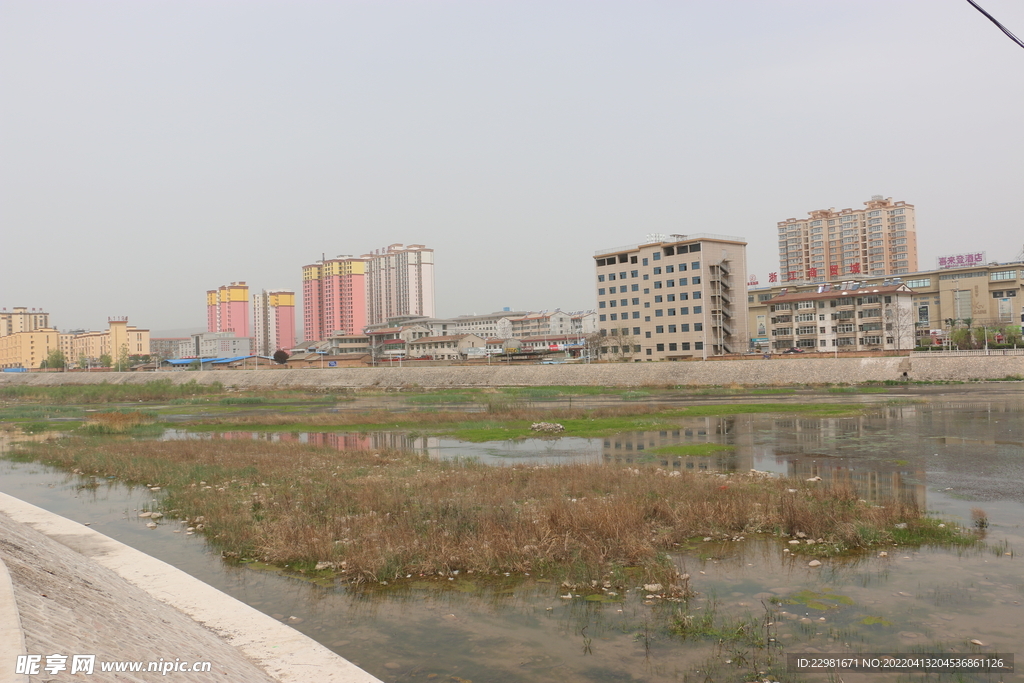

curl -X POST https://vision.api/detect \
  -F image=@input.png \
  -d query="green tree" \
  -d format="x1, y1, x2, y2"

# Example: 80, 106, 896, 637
78, 354, 89, 370
45, 348, 67, 370
116, 345, 131, 371
98, 354, 113, 368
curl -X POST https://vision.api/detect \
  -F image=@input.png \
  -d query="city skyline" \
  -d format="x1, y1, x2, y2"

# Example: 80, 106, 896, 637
2, 1, 1022, 331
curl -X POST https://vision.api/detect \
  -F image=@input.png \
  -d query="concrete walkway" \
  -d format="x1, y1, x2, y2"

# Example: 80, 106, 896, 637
0, 493, 382, 683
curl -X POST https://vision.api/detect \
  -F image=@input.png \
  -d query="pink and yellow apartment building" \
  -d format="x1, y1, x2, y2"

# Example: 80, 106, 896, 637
302, 258, 367, 341
206, 282, 250, 338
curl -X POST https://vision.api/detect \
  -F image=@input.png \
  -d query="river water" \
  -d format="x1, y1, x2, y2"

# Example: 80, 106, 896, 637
1, 392, 1022, 682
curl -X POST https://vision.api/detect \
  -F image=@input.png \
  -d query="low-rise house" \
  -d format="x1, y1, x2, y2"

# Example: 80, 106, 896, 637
407, 334, 486, 360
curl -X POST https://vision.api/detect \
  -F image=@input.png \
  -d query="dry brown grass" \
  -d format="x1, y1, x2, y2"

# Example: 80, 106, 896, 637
24, 437, 924, 585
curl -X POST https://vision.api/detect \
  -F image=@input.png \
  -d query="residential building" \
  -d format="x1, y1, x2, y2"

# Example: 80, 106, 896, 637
508, 311, 574, 338
765, 282, 915, 352
594, 233, 749, 360
178, 332, 251, 359
407, 334, 486, 360
301, 257, 367, 341
748, 258, 1024, 349
776, 196, 918, 283
0, 307, 50, 337
0, 328, 60, 369
63, 318, 151, 368
362, 244, 435, 326
206, 282, 250, 338
253, 289, 297, 356
150, 338, 188, 360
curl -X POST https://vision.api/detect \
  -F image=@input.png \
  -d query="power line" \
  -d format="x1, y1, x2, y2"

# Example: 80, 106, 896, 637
965, 0, 1024, 50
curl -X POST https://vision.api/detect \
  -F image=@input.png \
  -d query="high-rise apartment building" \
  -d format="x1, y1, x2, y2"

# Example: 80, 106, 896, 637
253, 289, 296, 355
777, 196, 917, 283
594, 233, 748, 360
206, 282, 250, 338
362, 244, 435, 326
301, 257, 367, 341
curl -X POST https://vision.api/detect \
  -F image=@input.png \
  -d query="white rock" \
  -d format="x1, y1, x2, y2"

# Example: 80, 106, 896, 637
970, 639, 985, 646
149, 512, 163, 520
808, 560, 822, 568
138, 512, 152, 518
146, 522, 157, 529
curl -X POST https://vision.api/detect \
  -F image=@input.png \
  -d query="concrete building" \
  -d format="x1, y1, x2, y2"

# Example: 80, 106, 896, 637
207, 282, 250, 338
0, 307, 50, 337
253, 289, 296, 356
776, 196, 917, 284
150, 338, 188, 360
508, 311, 574, 338
748, 259, 1024, 350
61, 318, 151, 368
301, 256, 367, 341
179, 331, 251, 359
407, 334, 486, 360
765, 282, 915, 352
362, 244, 435, 326
594, 233, 748, 360
0, 328, 60, 369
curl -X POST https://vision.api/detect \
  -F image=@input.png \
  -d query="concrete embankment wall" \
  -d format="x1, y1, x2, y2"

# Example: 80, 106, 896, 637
2, 357, 1023, 389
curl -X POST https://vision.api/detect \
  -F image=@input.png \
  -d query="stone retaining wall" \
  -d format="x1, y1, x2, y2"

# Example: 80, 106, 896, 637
2, 357, 1023, 389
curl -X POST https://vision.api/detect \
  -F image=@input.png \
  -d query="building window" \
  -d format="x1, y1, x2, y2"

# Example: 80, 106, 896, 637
667, 308, 676, 316
633, 327, 641, 335
680, 307, 689, 315
598, 288, 605, 295
656, 343, 664, 351
693, 291, 702, 300
654, 295, 663, 303
656, 326, 664, 333
668, 343, 677, 351
655, 310, 664, 317
692, 262, 700, 270
666, 265, 674, 273
645, 331, 652, 338
654, 281, 662, 289
631, 284, 639, 291
694, 323, 703, 331
693, 306, 702, 314
631, 270, 639, 278
692, 276, 701, 285
653, 267, 662, 275
599, 314, 606, 322
632, 298, 640, 305
653, 253, 661, 261
992, 270, 1017, 281
695, 342, 703, 350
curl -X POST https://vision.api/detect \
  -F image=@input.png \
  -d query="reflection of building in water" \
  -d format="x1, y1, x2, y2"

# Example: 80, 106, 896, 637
785, 458, 925, 507
207, 430, 438, 455
601, 417, 754, 472
751, 408, 927, 506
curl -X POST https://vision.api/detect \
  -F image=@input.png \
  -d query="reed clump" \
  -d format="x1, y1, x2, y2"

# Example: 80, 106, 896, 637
16, 436, 946, 587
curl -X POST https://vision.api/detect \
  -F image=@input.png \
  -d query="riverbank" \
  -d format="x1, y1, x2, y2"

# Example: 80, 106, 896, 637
0, 493, 382, 683
3, 355, 1024, 389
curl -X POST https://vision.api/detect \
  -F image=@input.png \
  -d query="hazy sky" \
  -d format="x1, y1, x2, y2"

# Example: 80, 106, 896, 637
2, 0, 1022, 334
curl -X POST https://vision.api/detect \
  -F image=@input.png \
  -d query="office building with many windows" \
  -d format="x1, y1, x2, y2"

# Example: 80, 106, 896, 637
594, 234, 748, 360
777, 196, 917, 283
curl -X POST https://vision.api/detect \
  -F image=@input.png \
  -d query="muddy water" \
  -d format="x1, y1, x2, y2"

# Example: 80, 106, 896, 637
3, 395, 1024, 682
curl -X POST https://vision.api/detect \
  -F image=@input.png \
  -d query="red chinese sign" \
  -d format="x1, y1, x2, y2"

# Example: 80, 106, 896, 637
849, 263, 861, 274
748, 275, 759, 286
768, 272, 778, 283
829, 264, 839, 277
808, 267, 817, 277
938, 252, 985, 269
